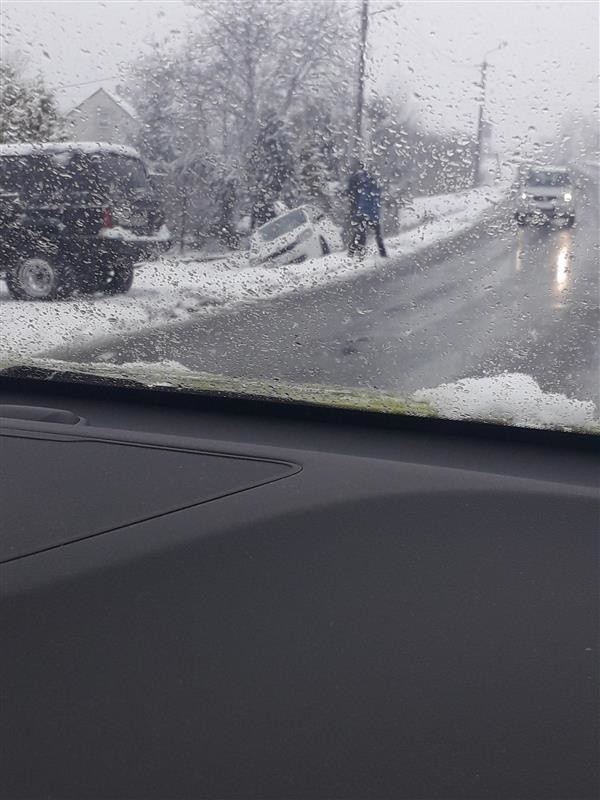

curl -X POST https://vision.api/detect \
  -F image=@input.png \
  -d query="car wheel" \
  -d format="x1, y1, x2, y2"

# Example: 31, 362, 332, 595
319, 236, 331, 255
99, 261, 134, 295
565, 214, 575, 228
6, 256, 74, 301
515, 213, 527, 226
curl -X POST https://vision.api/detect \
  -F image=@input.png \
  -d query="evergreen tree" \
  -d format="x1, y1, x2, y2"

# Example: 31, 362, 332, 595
0, 63, 61, 143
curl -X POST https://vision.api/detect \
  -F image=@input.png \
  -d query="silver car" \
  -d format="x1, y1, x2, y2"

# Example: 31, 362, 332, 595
515, 167, 576, 226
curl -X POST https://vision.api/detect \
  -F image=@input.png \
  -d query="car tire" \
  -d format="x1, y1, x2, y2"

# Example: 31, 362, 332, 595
565, 214, 575, 228
320, 236, 331, 255
515, 213, 527, 226
6, 256, 75, 301
98, 261, 135, 295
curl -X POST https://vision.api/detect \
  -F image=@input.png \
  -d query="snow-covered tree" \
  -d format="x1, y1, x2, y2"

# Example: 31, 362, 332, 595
248, 111, 294, 227
289, 101, 344, 208
0, 62, 61, 144
126, 46, 182, 166
124, 0, 356, 239
122, 0, 481, 243
185, 0, 355, 226
187, 0, 355, 150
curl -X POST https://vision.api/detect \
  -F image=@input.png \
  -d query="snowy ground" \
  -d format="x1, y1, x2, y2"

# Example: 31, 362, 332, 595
414, 373, 598, 432
0, 186, 506, 360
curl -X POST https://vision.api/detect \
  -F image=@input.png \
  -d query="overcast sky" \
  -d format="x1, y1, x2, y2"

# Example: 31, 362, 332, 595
1, 0, 598, 155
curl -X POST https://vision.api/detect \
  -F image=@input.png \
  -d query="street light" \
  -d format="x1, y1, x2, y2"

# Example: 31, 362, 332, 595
473, 40, 508, 185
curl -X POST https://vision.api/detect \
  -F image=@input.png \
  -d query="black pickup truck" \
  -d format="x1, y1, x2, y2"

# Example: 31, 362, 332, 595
0, 142, 170, 300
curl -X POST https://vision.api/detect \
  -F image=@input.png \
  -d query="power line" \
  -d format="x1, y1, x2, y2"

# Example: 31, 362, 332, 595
53, 76, 121, 90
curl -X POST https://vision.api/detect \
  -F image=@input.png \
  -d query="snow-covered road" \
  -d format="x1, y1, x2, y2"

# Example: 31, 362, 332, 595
0, 187, 506, 360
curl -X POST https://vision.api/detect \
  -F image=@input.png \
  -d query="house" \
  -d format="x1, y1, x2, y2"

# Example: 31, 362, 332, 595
63, 87, 139, 145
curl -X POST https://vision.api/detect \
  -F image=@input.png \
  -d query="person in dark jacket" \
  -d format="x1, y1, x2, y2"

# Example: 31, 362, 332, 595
347, 162, 387, 257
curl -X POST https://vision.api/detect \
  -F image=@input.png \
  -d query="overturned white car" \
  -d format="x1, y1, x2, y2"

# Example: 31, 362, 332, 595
249, 205, 343, 267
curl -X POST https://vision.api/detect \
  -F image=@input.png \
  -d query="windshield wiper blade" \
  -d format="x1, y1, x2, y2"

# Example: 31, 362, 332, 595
0, 363, 150, 390
0, 359, 437, 420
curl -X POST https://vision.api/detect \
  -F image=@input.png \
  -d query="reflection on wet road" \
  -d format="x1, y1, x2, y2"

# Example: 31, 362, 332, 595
553, 231, 571, 293
515, 226, 573, 300
65, 181, 600, 407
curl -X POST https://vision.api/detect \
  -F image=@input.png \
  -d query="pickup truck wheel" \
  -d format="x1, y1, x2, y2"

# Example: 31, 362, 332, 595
6, 256, 74, 301
99, 261, 134, 295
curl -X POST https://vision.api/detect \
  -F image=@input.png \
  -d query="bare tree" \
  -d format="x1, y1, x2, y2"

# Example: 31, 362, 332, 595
120, 0, 500, 245
125, 0, 356, 240
186, 0, 355, 157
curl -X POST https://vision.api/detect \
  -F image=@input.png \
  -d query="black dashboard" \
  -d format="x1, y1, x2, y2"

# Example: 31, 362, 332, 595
1, 376, 598, 800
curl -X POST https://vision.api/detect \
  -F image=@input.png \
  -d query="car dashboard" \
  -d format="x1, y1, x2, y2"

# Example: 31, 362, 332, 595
1, 375, 598, 800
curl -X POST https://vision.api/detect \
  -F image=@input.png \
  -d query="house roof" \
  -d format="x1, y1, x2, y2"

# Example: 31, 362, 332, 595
101, 88, 139, 121
68, 87, 139, 121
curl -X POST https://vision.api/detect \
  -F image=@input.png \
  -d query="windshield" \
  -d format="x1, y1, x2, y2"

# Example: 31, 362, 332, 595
526, 171, 571, 187
0, 0, 598, 434
259, 209, 308, 241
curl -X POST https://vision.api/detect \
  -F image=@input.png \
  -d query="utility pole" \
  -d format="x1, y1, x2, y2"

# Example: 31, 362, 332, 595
179, 174, 189, 255
355, 2, 397, 157
474, 41, 507, 186
356, 0, 369, 155
473, 59, 488, 186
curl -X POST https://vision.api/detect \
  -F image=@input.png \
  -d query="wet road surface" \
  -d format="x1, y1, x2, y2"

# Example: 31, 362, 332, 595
58, 184, 599, 407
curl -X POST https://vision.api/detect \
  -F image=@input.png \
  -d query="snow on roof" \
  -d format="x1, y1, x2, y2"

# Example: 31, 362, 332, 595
100, 88, 139, 121
55, 83, 112, 113
0, 141, 141, 159
66, 87, 139, 121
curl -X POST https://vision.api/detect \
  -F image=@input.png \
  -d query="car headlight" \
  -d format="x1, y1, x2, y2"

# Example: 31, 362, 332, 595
521, 192, 527, 200
563, 192, 572, 202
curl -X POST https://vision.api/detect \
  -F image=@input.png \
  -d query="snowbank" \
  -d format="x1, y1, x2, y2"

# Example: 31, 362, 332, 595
0, 187, 505, 360
99, 223, 171, 243
413, 373, 598, 431
399, 186, 505, 229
